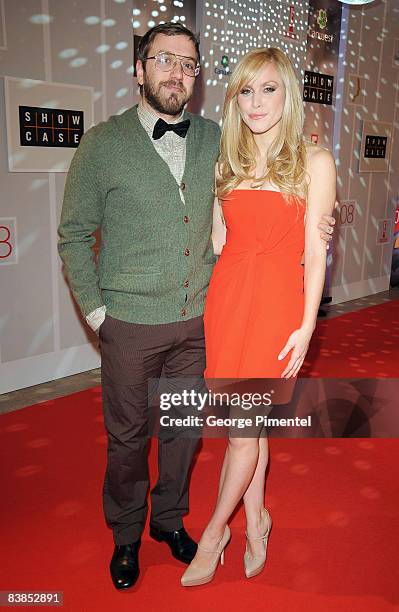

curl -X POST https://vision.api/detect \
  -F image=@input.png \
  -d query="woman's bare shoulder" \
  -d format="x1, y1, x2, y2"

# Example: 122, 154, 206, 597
305, 144, 335, 178
305, 143, 334, 162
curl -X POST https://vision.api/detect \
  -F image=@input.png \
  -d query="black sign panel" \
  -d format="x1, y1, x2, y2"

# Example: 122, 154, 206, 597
364, 135, 387, 159
19, 106, 84, 147
303, 71, 334, 105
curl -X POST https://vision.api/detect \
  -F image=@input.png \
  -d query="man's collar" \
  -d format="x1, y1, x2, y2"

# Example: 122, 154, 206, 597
137, 100, 185, 135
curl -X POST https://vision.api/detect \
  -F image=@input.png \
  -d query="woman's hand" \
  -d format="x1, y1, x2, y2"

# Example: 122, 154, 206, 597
278, 327, 314, 378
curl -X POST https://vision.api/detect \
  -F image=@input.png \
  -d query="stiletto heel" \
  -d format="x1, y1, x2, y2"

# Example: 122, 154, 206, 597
181, 525, 231, 587
244, 508, 272, 579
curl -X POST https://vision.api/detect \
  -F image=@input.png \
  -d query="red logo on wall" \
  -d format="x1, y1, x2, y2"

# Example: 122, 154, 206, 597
0, 218, 18, 265
284, 5, 298, 40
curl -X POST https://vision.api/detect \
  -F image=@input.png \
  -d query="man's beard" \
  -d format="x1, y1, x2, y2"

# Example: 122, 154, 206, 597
143, 77, 190, 116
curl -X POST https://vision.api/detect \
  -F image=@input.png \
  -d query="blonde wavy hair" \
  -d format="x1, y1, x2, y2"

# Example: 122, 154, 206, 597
216, 47, 309, 205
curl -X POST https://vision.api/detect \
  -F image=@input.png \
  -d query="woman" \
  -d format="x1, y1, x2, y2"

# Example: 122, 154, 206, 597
181, 47, 336, 587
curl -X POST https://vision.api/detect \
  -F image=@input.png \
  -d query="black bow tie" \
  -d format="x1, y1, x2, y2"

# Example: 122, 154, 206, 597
152, 118, 190, 140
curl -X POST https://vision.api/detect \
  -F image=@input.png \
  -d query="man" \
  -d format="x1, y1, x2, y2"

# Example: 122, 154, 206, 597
58, 22, 335, 590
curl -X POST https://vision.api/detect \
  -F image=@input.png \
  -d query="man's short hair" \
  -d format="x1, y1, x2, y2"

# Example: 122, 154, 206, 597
137, 21, 200, 66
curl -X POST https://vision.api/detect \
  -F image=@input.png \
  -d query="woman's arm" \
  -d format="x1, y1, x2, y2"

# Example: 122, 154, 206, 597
211, 196, 226, 255
212, 162, 226, 255
279, 147, 336, 377
302, 148, 336, 330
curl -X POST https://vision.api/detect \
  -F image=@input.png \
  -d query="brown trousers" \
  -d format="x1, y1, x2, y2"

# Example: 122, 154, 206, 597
100, 314, 205, 545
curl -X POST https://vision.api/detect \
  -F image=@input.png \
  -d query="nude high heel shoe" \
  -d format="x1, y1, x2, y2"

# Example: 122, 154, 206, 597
244, 508, 272, 579
181, 525, 231, 587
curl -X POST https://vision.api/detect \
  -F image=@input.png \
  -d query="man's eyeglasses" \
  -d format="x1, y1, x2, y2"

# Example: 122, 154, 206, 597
144, 51, 200, 77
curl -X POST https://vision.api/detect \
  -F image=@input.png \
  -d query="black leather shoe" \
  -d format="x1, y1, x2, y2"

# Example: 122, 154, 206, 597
149, 525, 197, 564
110, 540, 140, 590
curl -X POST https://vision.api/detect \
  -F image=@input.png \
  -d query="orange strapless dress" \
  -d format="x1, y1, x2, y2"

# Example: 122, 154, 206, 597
204, 189, 306, 378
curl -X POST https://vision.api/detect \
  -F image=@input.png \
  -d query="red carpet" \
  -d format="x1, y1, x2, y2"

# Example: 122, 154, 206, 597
1, 301, 399, 611
1, 393, 398, 611
302, 300, 399, 377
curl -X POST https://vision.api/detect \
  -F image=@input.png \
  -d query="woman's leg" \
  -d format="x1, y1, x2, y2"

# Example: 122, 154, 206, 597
189, 436, 259, 569
218, 430, 268, 510
243, 434, 270, 557
216, 444, 228, 501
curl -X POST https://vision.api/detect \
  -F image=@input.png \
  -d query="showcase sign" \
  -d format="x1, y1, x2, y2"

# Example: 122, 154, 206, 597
359, 120, 392, 173
4, 77, 93, 172
19, 106, 84, 148
364, 134, 387, 159
303, 71, 334, 105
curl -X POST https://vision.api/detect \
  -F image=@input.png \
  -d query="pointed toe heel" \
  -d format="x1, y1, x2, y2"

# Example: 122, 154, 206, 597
244, 508, 272, 579
181, 525, 231, 587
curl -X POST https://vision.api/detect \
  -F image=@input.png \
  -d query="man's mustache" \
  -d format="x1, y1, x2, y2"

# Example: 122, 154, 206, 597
160, 79, 186, 93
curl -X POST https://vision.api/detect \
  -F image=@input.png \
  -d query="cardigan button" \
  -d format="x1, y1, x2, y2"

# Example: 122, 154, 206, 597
180, 182, 186, 191
183, 280, 189, 288
181, 308, 187, 317
184, 248, 190, 256
183, 215, 189, 224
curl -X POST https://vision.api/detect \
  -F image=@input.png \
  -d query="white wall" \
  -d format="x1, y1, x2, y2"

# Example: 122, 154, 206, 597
330, 0, 399, 303
0, 0, 137, 393
1, 0, 398, 393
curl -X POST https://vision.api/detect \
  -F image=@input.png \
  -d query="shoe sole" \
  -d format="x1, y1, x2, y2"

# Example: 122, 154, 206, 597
181, 574, 215, 587
112, 578, 140, 591
111, 569, 140, 590
181, 533, 231, 587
